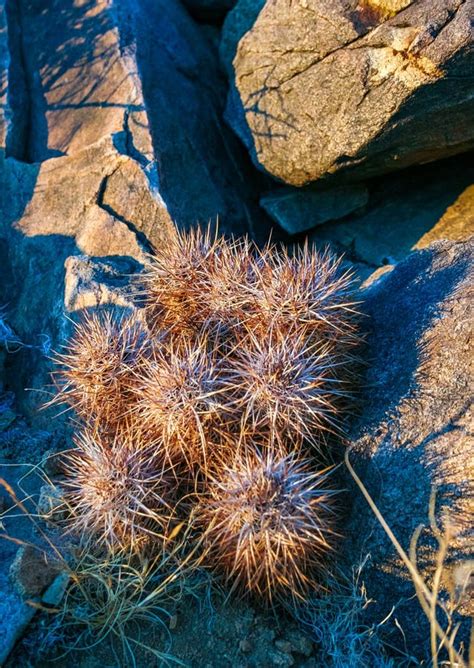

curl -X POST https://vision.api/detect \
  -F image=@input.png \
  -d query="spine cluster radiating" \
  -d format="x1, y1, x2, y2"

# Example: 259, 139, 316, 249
198, 450, 337, 602
51, 226, 360, 601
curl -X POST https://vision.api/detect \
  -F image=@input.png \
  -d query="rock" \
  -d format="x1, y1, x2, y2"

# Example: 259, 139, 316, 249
0, 463, 62, 666
122, 0, 267, 237
361, 264, 394, 288
0, 406, 16, 433
239, 638, 252, 653
64, 255, 141, 312
220, 0, 265, 77
342, 239, 474, 657
10, 141, 172, 251
0, 141, 169, 420
0, 422, 59, 464
0, 585, 36, 667
227, 0, 474, 186
37, 484, 66, 521
41, 571, 69, 607
76, 207, 145, 261
261, 184, 369, 235
5, 0, 153, 164
10, 546, 61, 599
280, 630, 314, 658
309, 154, 474, 273
415, 183, 474, 250
181, 0, 237, 21
99, 158, 174, 252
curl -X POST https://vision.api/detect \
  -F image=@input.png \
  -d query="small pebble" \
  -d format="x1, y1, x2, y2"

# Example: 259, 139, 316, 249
169, 614, 178, 630
239, 639, 252, 653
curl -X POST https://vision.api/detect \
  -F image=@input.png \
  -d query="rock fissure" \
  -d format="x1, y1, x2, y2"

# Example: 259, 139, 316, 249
4, 0, 31, 162
96, 168, 154, 255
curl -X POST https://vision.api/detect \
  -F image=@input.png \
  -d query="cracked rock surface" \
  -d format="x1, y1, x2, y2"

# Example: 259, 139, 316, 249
0, 0, 267, 420
227, 0, 474, 186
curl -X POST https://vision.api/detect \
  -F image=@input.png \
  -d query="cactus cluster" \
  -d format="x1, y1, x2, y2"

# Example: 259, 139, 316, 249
52, 227, 359, 604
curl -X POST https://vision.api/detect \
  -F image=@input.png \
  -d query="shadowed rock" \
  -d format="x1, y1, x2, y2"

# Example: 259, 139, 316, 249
308, 153, 474, 280
261, 183, 369, 235
343, 238, 473, 656
181, 0, 237, 21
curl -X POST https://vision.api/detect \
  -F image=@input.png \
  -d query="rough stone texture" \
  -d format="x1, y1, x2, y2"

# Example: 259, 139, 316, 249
64, 255, 141, 312
415, 183, 474, 249
10, 546, 61, 598
228, 0, 474, 186
122, 0, 268, 238
1, 0, 262, 237
261, 184, 369, 235
310, 154, 474, 273
5, 0, 152, 164
100, 158, 173, 252
0, 140, 173, 419
342, 239, 473, 655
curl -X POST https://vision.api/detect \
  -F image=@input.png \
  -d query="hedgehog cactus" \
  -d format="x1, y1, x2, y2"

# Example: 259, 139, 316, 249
198, 450, 338, 603
62, 425, 175, 554
52, 226, 359, 602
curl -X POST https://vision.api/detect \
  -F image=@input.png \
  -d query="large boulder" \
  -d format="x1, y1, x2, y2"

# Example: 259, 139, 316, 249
342, 239, 473, 657
220, 0, 265, 76
226, 0, 474, 186
0, 0, 270, 421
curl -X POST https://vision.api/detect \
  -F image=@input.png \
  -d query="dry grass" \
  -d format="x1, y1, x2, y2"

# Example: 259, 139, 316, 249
345, 447, 472, 667
0, 470, 207, 666
51, 522, 207, 667
301, 560, 398, 668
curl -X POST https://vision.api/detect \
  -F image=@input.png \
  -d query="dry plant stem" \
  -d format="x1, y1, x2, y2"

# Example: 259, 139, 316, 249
345, 447, 467, 668
0, 477, 65, 565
